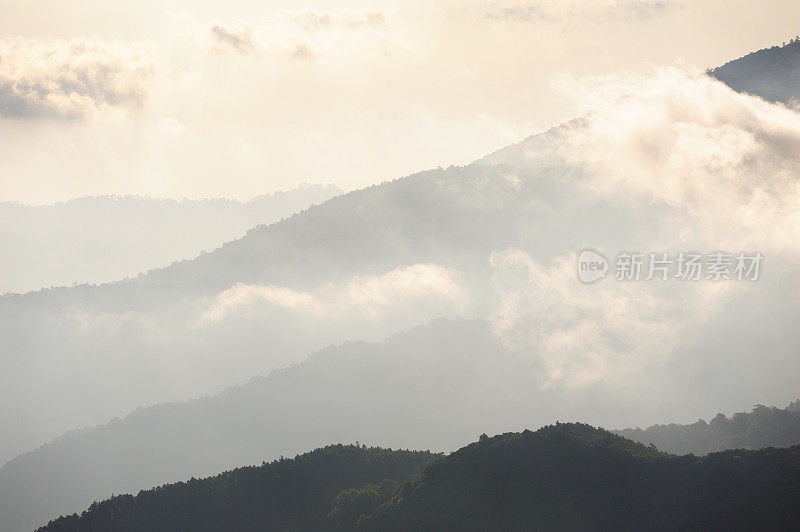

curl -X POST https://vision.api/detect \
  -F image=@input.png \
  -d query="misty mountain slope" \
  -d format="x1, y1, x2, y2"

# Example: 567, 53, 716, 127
615, 401, 800, 455
0, 131, 634, 463
0, 318, 538, 532
708, 39, 800, 106
0, 184, 341, 295
39, 445, 439, 532
38, 425, 800, 532
360, 424, 800, 531
138, 120, 633, 294
27, 160, 590, 303
5, 316, 800, 532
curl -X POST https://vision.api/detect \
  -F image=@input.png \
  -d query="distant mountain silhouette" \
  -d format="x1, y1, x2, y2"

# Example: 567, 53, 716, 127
38, 424, 800, 531
708, 39, 800, 105
615, 401, 800, 455
0, 184, 340, 295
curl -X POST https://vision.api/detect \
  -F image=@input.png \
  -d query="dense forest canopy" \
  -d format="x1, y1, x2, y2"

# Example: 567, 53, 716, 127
39, 424, 800, 531
359, 424, 800, 531
38, 445, 438, 532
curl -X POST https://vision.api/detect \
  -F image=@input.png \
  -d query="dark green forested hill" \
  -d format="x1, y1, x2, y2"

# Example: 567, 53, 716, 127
39, 424, 800, 532
37, 445, 439, 532
360, 424, 800, 531
615, 400, 800, 455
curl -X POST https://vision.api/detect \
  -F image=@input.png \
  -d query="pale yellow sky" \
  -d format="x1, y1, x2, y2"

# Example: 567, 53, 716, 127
0, 0, 797, 204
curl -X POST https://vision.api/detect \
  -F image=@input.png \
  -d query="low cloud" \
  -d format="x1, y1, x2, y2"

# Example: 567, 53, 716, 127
485, 66, 800, 392
200, 264, 468, 323
490, 249, 732, 390
551, 66, 800, 256
488, 65, 800, 258
0, 38, 153, 119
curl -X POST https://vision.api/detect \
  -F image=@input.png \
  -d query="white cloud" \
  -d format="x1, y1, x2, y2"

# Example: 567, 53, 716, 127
521, 66, 800, 255
288, 9, 387, 32
489, 249, 732, 390
485, 66, 800, 392
0, 38, 153, 119
207, 20, 317, 61
200, 264, 468, 324
483, 0, 677, 21
207, 9, 389, 61
154, 117, 187, 145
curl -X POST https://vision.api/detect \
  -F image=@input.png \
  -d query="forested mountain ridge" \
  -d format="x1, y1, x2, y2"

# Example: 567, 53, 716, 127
38, 424, 800, 531
359, 424, 800, 531
615, 400, 800, 455
37, 445, 439, 532
708, 38, 800, 105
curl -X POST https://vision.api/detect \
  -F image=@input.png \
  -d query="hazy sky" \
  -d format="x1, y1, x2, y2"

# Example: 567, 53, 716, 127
1, 0, 798, 204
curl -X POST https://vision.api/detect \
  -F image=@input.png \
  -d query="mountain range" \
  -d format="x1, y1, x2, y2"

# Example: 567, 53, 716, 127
616, 400, 800, 455
39, 424, 800, 531
0, 184, 340, 295
3, 318, 800, 531
2, 40, 800, 531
